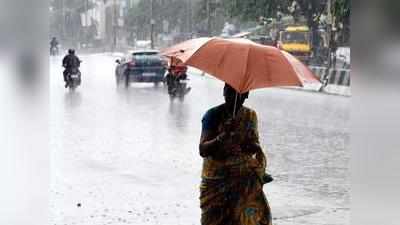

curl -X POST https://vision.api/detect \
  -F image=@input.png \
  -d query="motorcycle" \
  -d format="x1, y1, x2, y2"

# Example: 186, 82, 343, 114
165, 58, 191, 100
50, 46, 59, 56
66, 67, 81, 91
167, 75, 191, 101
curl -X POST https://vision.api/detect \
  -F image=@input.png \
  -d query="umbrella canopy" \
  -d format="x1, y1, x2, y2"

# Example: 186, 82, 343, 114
161, 37, 320, 93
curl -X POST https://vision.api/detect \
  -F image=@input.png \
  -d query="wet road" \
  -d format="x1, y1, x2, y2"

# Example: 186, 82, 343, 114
50, 53, 350, 225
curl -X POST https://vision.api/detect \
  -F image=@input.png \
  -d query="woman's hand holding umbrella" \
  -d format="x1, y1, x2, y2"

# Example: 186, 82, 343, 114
215, 119, 242, 156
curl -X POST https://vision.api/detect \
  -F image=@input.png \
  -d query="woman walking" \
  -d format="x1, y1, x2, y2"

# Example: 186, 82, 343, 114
199, 84, 272, 225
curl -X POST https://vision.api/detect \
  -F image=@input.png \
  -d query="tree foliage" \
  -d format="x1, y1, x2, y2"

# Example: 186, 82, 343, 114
50, 0, 96, 40
333, 0, 350, 26
125, 0, 194, 39
192, 0, 328, 33
217, 0, 291, 21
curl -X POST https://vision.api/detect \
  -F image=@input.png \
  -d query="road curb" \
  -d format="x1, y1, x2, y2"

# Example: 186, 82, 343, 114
309, 66, 351, 87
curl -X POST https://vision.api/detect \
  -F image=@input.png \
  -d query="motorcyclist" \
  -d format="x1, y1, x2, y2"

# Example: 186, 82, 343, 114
62, 49, 81, 88
50, 37, 59, 55
165, 60, 190, 95
165, 68, 178, 94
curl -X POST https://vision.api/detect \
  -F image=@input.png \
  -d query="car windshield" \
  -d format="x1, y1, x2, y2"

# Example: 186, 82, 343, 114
282, 32, 308, 44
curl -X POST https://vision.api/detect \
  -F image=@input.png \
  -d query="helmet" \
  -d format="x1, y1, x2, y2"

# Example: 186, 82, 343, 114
68, 49, 75, 54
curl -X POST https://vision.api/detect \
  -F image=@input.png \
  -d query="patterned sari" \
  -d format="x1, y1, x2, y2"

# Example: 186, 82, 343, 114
200, 104, 272, 225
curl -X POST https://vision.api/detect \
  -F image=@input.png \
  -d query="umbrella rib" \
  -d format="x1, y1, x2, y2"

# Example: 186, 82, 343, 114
186, 37, 217, 65
215, 42, 233, 74
264, 47, 273, 85
279, 50, 303, 87
239, 43, 252, 93
162, 37, 215, 64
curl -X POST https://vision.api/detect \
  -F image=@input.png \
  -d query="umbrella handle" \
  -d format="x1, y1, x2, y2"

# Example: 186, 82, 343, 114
233, 93, 238, 118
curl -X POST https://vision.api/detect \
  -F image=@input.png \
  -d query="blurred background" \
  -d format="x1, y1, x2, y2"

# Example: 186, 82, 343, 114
48, 0, 350, 68
1, 0, 400, 225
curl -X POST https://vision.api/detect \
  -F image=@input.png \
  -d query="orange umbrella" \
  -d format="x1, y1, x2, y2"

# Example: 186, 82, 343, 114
161, 37, 320, 94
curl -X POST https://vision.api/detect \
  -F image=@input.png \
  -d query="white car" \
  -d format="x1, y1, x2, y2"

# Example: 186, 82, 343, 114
135, 40, 151, 50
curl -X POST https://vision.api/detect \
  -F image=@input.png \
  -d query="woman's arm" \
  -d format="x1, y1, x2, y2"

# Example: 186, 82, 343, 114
199, 130, 225, 157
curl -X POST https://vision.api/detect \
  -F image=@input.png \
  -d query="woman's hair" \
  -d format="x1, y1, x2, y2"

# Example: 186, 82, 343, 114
224, 83, 249, 99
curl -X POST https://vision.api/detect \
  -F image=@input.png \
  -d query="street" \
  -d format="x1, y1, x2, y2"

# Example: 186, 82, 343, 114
50, 53, 349, 225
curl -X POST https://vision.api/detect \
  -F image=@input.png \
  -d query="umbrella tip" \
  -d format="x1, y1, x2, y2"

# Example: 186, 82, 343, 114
179, 49, 185, 53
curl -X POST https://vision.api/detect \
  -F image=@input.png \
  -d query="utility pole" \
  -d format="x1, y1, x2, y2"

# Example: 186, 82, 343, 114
113, 0, 117, 51
85, 0, 89, 25
150, 0, 155, 49
61, 0, 65, 40
85, 0, 89, 45
320, 0, 334, 92
327, 0, 333, 69
188, 0, 192, 34
206, 0, 211, 36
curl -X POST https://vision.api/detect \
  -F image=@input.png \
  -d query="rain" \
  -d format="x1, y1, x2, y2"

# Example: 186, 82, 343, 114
3, 1, 351, 225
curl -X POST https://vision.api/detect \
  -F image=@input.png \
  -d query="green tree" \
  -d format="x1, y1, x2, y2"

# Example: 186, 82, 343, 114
333, 0, 351, 24
192, 0, 292, 35
219, 0, 291, 22
333, 0, 350, 44
125, 0, 194, 39
50, 0, 95, 42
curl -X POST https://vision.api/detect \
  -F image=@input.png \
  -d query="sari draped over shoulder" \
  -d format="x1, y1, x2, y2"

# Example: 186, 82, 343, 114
200, 105, 272, 225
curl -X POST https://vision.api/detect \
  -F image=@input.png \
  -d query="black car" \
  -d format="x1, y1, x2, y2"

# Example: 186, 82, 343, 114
115, 50, 168, 87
